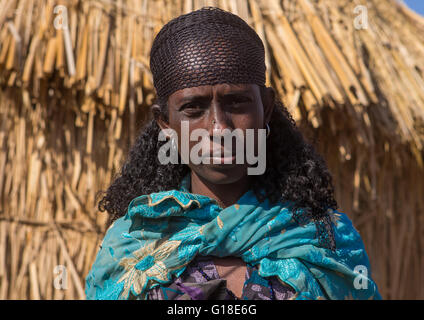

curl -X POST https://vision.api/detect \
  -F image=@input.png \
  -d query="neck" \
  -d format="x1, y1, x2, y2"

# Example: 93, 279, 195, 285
190, 172, 251, 208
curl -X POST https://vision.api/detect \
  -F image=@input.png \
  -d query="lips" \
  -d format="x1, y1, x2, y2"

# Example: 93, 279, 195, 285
201, 149, 236, 158
200, 149, 237, 165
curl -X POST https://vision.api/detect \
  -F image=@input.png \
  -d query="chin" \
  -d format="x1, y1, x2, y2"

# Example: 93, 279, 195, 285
191, 164, 248, 185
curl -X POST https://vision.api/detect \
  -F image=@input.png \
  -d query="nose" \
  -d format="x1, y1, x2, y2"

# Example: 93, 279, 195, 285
208, 100, 232, 136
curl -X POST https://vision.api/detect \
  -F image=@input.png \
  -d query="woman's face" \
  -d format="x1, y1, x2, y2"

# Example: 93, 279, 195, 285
157, 83, 274, 186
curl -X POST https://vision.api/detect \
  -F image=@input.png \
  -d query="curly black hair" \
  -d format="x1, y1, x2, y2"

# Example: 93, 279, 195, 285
98, 86, 339, 250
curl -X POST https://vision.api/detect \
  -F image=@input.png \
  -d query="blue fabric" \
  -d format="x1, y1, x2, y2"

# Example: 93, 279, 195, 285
85, 175, 381, 300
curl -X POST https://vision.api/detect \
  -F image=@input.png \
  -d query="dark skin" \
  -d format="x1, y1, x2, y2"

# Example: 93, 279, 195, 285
153, 83, 275, 297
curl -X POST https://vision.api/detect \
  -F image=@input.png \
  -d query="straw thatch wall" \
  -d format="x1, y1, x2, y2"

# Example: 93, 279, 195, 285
1, 0, 423, 299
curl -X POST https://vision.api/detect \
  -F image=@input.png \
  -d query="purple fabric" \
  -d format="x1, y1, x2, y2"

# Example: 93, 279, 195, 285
175, 278, 205, 300
147, 255, 296, 300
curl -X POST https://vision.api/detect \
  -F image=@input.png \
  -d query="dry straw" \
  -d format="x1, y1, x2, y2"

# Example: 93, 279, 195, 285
0, 0, 423, 299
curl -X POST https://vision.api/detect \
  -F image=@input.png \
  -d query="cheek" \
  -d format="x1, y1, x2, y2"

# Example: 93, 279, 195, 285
167, 111, 182, 130
167, 119, 200, 154
233, 113, 265, 156
232, 112, 264, 141
235, 104, 265, 129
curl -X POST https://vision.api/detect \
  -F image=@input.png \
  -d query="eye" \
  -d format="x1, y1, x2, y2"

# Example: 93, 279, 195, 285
180, 103, 204, 117
182, 103, 201, 111
227, 96, 251, 107
230, 98, 244, 105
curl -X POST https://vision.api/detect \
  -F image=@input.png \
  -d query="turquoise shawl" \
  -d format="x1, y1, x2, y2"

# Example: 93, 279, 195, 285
85, 175, 381, 300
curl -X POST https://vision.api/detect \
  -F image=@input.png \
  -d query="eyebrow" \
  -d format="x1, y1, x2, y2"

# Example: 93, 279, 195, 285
222, 90, 253, 98
178, 94, 211, 105
177, 90, 253, 105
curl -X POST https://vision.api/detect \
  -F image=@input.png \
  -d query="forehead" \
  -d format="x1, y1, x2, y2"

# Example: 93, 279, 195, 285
168, 83, 259, 103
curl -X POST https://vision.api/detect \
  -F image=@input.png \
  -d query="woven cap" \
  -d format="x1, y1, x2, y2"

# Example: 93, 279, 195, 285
149, 6, 266, 98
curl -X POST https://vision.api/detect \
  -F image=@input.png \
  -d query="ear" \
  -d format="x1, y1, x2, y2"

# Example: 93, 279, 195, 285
152, 104, 169, 131
262, 87, 275, 125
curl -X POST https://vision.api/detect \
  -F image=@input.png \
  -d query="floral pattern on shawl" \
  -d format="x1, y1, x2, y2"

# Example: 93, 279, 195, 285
85, 176, 382, 300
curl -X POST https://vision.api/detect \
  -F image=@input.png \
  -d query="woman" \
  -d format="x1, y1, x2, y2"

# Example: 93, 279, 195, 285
85, 7, 381, 300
